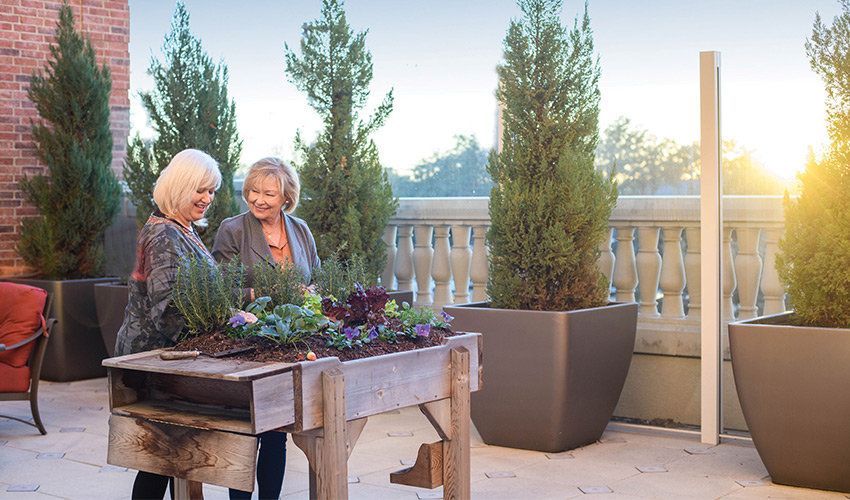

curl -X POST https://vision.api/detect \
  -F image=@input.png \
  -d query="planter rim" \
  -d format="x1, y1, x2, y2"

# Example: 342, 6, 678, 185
444, 301, 636, 314
727, 311, 849, 330
8, 276, 120, 284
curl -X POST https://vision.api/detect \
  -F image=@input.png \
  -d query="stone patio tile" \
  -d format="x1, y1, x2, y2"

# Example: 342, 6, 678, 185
663, 443, 768, 479
469, 475, 584, 500
510, 453, 640, 487
611, 466, 745, 499
571, 441, 692, 466
722, 482, 850, 499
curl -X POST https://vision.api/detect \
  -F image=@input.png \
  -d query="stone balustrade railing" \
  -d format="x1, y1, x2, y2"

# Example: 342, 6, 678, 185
384, 195, 786, 357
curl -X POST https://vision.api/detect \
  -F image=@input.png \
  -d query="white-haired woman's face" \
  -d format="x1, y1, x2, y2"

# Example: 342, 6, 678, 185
247, 175, 286, 223
174, 184, 215, 227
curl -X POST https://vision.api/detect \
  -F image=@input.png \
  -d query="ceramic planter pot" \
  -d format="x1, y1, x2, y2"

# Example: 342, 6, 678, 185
443, 301, 637, 452
6, 277, 114, 381
729, 313, 850, 492
93, 282, 129, 358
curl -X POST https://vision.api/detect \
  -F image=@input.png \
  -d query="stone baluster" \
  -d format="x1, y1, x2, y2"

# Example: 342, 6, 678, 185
612, 225, 638, 303
659, 227, 686, 319
761, 227, 786, 315
470, 225, 489, 302
450, 225, 472, 304
432, 226, 453, 309
722, 227, 737, 322
381, 225, 397, 290
636, 227, 661, 318
598, 227, 615, 285
413, 224, 434, 307
684, 227, 701, 319
395, 225, 415, 292
735, 227, 763, 320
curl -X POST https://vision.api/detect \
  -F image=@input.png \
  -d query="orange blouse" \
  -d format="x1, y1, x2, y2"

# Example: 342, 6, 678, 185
265, 218, 293, 263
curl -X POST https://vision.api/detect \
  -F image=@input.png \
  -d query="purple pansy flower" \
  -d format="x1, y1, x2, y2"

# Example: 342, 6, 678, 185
367, 326, 379, 340
344, 326, 359, 341
415, 324, 431, 337
440, 311, 454, 322
229, 314, 246, 327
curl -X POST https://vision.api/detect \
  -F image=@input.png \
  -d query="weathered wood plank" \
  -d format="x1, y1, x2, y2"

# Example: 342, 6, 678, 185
420, 399, 451, 441
103, 350, 293, 381
108, 368, 145, 411
107, 414, 257, 491
251, 371, 296, 433
443, 347, 471, 500
294, 333, 481, 431
172, 478, 204, 500
390, 441, 444, 489
112, 401, 253, 434
317, 367, 347, 500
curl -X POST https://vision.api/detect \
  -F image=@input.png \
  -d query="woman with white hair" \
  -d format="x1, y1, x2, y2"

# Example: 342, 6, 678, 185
115, 148, 221, 499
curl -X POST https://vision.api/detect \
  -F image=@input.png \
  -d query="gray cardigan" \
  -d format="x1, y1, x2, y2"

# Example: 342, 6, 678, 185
212, 212, 320, 295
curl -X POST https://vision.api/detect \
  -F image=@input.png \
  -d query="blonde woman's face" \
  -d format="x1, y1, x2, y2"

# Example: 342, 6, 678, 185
247, 175, 286, 223
175, 184, 215, 226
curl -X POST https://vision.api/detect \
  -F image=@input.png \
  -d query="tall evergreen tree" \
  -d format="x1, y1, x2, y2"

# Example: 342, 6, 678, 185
17, 2, 120, 280
285, 0, 397, 281
124, 0, 241, 246
487, 0, 616, 311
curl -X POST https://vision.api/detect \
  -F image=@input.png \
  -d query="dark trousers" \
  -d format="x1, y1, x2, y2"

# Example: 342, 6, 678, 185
229, 431, 287, 500
131, 471, 174, 500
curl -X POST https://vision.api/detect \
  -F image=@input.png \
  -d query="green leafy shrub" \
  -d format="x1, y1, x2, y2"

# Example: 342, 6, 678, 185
776, 3, 850, 328
252, 259, 308, 308
172, 255, 244, 336
311, 252, 370, 301
486, 0, 617, 311
17, 3, 120, 279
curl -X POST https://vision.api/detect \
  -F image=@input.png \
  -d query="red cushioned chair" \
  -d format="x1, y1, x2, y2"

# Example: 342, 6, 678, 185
0, 282, 56, 435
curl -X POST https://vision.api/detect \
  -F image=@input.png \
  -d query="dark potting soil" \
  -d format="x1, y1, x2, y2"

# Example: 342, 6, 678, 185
173, 327, 460, 364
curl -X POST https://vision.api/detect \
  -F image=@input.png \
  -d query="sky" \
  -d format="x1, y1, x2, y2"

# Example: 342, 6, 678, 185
128, 0, 844, 181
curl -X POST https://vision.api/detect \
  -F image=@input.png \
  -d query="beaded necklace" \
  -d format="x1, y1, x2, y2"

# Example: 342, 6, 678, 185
146, 213, 213, 259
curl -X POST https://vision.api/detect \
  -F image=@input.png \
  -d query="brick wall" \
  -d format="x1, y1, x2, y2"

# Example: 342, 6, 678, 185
0, 0, 130, 277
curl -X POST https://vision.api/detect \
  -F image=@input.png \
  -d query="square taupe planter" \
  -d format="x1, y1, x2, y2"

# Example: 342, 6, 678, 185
93, 282, 129, 358
729, 313, 850, 493
443, 301, 637, 453
7, 277, 114, 381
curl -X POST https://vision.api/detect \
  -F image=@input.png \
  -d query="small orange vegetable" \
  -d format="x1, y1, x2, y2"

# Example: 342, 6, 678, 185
306, 351, 317, 361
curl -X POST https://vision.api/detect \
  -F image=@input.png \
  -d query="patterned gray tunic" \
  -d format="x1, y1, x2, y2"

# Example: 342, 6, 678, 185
114, 212, 215, 356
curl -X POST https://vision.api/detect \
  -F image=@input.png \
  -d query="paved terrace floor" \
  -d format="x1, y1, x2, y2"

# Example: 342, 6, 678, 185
0, 378, 846, 500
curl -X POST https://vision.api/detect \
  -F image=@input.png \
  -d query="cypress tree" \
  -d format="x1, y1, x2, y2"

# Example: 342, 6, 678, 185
285, 0, 398, 282
487, 0, 617, 311
777, 2, 850, 328
124, 0, 241, 246
17, 2, 120, 280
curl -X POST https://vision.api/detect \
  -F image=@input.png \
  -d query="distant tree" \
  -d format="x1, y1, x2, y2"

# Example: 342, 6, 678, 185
17, 3, 120, 279
390, 135, 492, 197
595, 116, 694, 195
722, 141, 785, 195
124, 0, 241, 246
285, 0, 397, 281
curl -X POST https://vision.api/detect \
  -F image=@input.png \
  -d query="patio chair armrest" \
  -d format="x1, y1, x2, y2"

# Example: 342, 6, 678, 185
2, 329, 44, 351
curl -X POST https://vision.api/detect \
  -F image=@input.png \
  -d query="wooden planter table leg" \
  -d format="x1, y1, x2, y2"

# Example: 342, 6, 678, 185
172, 478, 204, 500
392, 347, 471, 500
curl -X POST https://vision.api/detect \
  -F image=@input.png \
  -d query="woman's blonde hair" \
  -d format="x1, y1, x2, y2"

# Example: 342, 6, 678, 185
242, 157, 300, 214
153, 149, 222, 225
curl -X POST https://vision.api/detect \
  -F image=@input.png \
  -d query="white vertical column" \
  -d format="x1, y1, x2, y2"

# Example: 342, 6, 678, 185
700, 50, 722, 445
660, 227, 686, 319
450, 225, 472, 304
761, 227, 786, 315
612, 226, 638, 303
381, 225, 397, 290
413, 224, 434, 307
395, 225, 415, 292
684, 227, 701, 319
432, 226, 453, 309
734, 228, 763, 320
598, 227, 615, 285
636, 227, 661, 318
470, 225, 489, 302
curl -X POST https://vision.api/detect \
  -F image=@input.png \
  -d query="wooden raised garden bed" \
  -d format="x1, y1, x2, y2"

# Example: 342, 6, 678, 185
103, 332, 482, 499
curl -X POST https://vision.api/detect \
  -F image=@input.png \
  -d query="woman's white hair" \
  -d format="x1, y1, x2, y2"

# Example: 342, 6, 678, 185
153, 149, 222, 225
242, 157, 300, 214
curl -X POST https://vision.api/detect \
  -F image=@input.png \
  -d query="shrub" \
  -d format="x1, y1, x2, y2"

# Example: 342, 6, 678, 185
777, 2, 850, 328
486, 0, 616, 311
17, 3, 120, 279
172, 255, 244, 336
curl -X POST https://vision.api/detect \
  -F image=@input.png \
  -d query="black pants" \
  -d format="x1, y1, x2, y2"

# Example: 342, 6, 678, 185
131, 471, 174, 500
229, 431, 287, 500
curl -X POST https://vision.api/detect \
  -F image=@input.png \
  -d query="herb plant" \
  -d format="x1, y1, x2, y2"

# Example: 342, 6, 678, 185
172, 254, 244, 336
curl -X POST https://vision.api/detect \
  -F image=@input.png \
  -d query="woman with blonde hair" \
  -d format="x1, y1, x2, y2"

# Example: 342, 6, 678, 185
115, 148, 221, 499
213, 157, 320, 499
